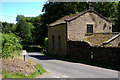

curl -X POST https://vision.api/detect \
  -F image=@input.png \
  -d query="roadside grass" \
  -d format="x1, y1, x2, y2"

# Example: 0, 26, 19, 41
2, 71, 27, 78
2, 63, 46, 78
46, 54, 119, 71
1, 55, 47, 78
35, 64, 46, 74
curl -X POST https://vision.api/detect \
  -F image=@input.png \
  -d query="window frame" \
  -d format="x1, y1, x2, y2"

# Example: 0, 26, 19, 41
87, 24, 93, 33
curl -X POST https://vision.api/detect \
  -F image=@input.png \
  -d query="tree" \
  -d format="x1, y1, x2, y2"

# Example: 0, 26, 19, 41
2, 22, 15, 33
16, 15, 32, 44
41, 2, 119, 36
13, 2, 119, 46
42, 2, 87, 24
26, 15, 43, 45
0, 21, 2, 33
39, 2, 88, 45
94, 2, 118, 20
117, 1, 120, 32
2, 22, 10, 33
112, 1, 120, 32
1, 33, 22, 58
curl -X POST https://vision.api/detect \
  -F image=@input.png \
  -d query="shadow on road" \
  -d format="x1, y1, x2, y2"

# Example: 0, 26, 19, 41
28, 53, 119, 71
29, 55, 55, 60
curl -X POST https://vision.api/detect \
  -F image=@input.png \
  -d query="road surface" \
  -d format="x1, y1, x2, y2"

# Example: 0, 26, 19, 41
26, 52, 119, 78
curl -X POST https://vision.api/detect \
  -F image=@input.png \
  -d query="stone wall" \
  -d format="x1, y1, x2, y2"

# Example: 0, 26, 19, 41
48, 24, 67, 57
67, 41, 120, 65
67, 12, 112, 41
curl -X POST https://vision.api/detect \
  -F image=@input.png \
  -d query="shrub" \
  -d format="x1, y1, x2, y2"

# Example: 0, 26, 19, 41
1, 33, 22, 58
44, 37, 48, 49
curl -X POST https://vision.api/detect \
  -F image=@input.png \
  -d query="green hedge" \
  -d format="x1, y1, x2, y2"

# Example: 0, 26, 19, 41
1, 33, 22, 58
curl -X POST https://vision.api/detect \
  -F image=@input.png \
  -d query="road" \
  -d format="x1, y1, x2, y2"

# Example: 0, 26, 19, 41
26, 52, 119, 78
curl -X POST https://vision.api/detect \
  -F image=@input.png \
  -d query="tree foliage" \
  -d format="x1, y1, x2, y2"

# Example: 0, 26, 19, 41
14, 2, 120, 46
42, 2, 119, 33
16, 15, 33, 44
0, 21, 2, 32
115, 1, 120, 32
1, 33, 22, 58
1, 2, 120, 49
1, 22, 16, 33
94, 2, 118, 19
42, 2, 88, 24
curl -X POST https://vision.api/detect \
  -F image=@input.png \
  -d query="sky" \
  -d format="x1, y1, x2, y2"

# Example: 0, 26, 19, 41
0, 1, 47, 23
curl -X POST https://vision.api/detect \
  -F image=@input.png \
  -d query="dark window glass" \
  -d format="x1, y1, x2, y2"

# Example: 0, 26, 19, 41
52, 36, 54, 48
58, 36, 61, 49
87, 25, 93, 33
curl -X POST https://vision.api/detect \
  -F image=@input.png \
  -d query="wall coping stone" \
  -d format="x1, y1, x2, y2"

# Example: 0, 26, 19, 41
103, 33, 120, 45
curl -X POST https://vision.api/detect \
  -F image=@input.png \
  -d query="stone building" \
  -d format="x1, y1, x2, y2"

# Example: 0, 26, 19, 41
47, 9, 120, 57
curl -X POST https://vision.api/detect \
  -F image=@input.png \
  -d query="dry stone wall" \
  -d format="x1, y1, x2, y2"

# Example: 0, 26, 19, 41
67, 41, 120, 66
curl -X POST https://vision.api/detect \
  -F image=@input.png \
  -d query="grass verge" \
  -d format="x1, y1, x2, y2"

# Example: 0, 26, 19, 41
2, 63, 46, 78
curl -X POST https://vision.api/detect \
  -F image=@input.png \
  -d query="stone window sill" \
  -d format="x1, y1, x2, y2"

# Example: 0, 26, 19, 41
85, 33, 93, 36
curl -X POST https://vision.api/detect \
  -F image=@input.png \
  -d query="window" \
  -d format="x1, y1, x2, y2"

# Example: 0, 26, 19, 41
52, 36, 54, 48
87, 25, 93, 33
58, 36, 61, 49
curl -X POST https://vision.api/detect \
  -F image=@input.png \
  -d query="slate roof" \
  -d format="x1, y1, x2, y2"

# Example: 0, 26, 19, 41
84, 33, 119, 46
48, 10, 113, 27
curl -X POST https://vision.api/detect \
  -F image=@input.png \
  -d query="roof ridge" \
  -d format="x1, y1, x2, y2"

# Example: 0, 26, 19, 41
48, 10, 113, 27
47, 11, 83, 26
65, 10, 112, 22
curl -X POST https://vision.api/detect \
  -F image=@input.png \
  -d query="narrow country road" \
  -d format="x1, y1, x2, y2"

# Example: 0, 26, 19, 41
26, 52, 119, 78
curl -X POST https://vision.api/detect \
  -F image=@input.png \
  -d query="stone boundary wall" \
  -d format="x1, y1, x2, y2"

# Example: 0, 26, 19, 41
67, 41, 120, 65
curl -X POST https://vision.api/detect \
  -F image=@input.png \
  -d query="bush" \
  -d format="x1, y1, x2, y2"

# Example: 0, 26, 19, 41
1, 33, 22, 58
44, 37, 48, 49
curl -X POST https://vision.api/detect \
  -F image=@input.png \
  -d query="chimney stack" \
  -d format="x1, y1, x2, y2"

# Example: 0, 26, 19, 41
88, 1, 94, 10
